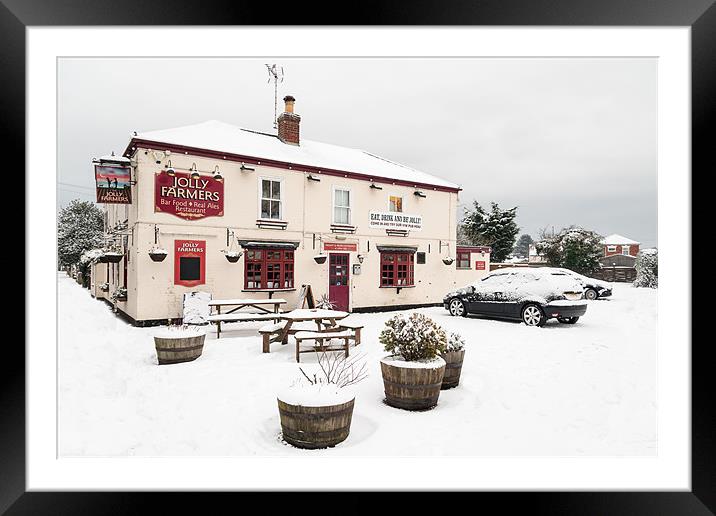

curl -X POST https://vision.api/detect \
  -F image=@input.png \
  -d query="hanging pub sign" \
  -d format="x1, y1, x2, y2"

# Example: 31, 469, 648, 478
95, 165, 132, 204
369, 211, 423, 231
155, 170, 224, 220
174, 239, 206, 287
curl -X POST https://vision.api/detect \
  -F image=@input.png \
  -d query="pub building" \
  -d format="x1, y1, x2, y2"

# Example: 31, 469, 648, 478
91, 96, 491, 325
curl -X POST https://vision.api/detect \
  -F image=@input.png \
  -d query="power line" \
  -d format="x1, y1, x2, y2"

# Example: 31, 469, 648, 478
58, 181, 95, 191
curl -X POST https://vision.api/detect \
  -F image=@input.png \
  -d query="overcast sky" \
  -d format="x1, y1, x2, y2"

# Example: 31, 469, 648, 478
58, 58, 657, 247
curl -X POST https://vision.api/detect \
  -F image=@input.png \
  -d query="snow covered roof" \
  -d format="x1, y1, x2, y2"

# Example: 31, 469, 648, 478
600, 234, 640, 245
126, 120, 460, 191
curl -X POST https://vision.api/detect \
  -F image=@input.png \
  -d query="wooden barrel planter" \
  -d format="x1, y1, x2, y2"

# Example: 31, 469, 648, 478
380, 356, 446, 411
440, 350, 465, 389
154, 332, 206, 365
277, 398, 355, 449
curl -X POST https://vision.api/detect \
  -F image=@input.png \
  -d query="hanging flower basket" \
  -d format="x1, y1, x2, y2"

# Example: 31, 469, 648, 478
314, 254, 327, 264
111, 287, 127, 302
99, 282, 109, 292
225, 251, 242, 263
442, 257, 455, 265
148, 248, 168, 262
104, 251, 124, 263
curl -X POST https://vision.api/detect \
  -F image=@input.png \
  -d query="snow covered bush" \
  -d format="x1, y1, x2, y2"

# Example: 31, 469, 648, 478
535, 226, 602, 274
110, 287, 127, 301
379, 313, 447, 361
445, 332, 465, 353
315, 293, 336, 310
57, 200, 104, 268
633, 248, 658, 288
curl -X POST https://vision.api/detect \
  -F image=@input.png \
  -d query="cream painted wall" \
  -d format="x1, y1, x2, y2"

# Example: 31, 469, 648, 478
106, 146, 475, 322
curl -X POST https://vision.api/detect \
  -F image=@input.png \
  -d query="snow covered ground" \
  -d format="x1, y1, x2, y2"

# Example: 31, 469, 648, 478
58, 272, 656, 456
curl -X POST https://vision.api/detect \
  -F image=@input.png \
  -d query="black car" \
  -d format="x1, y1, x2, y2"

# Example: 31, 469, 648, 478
554, 268, 613, 300
443, 267, 588, 326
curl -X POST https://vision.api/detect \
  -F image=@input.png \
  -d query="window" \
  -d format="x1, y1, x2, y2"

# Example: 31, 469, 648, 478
622, 246, 630, 255
607, 245, 617, 253
260, 178, 282, 220
416, 252, 426, 264
389, 196, 403, 212
380, 252, 414, 287
456, 250, 470, 269
333, 188, 351, 225
245, 248, 294, 290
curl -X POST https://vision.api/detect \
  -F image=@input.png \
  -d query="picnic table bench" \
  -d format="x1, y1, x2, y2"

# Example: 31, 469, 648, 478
208, 298, 286, 338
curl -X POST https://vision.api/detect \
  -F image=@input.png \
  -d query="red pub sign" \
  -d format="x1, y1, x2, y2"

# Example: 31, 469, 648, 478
155, 170, 224, 220
475, 260, 486, 270
174, 240, 206, 287
324, 242, 357, 252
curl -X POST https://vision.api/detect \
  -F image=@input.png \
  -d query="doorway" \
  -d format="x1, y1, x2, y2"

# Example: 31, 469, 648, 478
328, 253, 350, 312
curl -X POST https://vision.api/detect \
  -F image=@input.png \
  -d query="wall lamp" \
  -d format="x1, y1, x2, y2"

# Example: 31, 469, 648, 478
357, 254, 365, 263
165, 160, 176, 176
240, 162, 255, 172
414, 190, 427, 198
213, 165, 223, 181
369, 182, 383, 190
307, 174, 321, 182
190, 163, 200, 180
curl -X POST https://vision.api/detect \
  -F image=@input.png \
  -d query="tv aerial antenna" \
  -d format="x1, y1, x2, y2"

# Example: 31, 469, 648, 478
265, 64, 284, 129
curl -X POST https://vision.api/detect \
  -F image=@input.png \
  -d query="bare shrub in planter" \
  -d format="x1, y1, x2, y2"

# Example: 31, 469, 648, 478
278, 352, 367, 449
153, 324, 207, 365
379, 313, 447, 410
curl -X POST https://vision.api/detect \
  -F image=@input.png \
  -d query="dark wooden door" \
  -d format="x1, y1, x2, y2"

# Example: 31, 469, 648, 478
329, 253, 350, 312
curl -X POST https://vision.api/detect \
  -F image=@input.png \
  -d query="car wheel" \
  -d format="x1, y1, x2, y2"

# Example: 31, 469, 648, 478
448, 298, 467, 317
557, 316, 579, 324
584, 288, 598, 300
521, 304, 546, 327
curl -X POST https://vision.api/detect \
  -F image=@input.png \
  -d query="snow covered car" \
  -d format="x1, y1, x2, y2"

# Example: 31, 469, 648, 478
554, 268, 612, 300
443, 267, 588, 326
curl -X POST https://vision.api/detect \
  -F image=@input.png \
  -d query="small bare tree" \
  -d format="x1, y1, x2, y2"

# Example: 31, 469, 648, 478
299, 351, 368, 389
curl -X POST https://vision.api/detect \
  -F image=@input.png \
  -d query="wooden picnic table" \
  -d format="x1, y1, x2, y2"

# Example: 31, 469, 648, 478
208, 298, 287, 316
275, 308, 350, 346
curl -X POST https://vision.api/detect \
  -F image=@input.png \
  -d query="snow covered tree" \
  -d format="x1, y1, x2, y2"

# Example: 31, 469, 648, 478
513, 234, 534, 259
633, 248, 658, 288
57, 200, 105, 268
459, 201, 519, 262
535, 226, 603, 274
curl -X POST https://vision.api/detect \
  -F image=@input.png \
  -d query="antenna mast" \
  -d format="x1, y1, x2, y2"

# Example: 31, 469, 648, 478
265, 64, 284, 129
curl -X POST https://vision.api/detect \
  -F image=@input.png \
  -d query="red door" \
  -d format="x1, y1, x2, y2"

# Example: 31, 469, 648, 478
329, 253, 350, 312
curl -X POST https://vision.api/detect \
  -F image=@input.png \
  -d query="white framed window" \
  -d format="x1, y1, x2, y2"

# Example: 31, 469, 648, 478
622, 246, 630, 255
607, 245, 617, 253
258, 177, 283, 220
333, 186, 351, 225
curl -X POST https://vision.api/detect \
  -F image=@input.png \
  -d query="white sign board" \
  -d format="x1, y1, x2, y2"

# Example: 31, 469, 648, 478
369, 211, 423, 231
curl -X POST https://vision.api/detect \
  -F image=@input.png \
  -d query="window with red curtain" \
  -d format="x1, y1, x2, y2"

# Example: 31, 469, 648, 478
380, 252, 414, 287
244, 249, 294, 290
456, 250, 471, 269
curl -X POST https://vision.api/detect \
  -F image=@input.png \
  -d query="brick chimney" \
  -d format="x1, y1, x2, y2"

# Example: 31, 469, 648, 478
277, 95, 300, 145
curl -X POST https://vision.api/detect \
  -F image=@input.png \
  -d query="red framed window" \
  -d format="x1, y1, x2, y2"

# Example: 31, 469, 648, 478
244, 248, 294, 290
456, 250, 471, 269
380, 252, 414, 287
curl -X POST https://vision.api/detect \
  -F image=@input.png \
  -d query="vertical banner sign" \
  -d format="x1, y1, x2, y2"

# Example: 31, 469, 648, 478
95, 165, 132, 204
174, 240, 206, 287
475, 261, 486, 270
156, 171, 224, 220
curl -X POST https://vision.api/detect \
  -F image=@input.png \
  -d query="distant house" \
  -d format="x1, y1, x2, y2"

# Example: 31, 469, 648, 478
528, 243, 547, 264
600, 233, 640, 258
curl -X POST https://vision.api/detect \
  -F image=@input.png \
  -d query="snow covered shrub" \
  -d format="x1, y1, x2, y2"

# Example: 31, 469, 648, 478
315, 293, 336, 310
535, 226, 602, 275
445, 332, 465, 353
633, 248, 658, 288
379, 313, 447, 361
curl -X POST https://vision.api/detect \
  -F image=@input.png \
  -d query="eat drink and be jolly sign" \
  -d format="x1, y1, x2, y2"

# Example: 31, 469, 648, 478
155, 170, 224, 220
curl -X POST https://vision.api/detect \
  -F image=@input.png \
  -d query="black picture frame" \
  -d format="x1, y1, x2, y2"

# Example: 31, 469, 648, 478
5, 0, 712, 513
